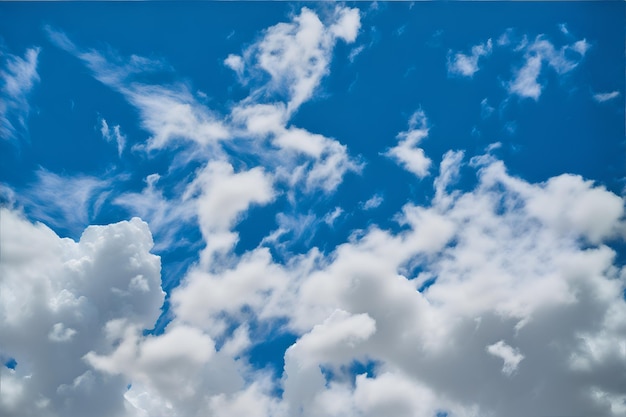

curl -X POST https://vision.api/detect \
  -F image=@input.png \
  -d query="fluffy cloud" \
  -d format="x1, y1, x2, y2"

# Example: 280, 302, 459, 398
0, 47, 40, 140
385, 109, 432, 178
0, 209, 164, 417
448, 39, 493, 77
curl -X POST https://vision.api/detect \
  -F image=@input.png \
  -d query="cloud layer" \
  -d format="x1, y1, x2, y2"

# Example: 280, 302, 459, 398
1, 5, 625, 417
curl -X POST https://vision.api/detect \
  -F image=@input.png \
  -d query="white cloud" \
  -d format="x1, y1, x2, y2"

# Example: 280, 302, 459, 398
46, 26, 229, 150
99, 117, 126, 156
593, 91, 620, 103
186, 161, 275, 261
0, 209, 164, 417
11, 169, 112, 235
447, 39, 492, 77
324, 207, 344, 226
0, 47, 40, 140
508, 54, 543, 100
227, 7, 360, 114
480, 98, 494, 119
385, 109, 432, 178
348, 45, 365, 63
508, 35, 589, 100
486, 340, 525, 376
361, 193, 383, 210
5, 147, 626, 417
114, 173, 197, 252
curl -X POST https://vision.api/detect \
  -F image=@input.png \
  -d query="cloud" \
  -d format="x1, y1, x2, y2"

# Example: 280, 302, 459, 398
361, 193, 383, 210
593, 91, 620, 103
187, 161, 275, 261
385, 109, 432, 178
9, 169, 112, 235
4, 146, 626, 417
486, 340, 525, 376
226, 7, 360, 114
99, 117, 126, 157
508, 35, 589, 100
46, 25, 229, 150
113, 173, 197, 253
447, 39, 492, 77
480, 98, 494, 119
49, 8, 361, 198
8, 9, 625, 417
0, 47, 40, 140
324, 207, 344, 226
0, 209, 164, 417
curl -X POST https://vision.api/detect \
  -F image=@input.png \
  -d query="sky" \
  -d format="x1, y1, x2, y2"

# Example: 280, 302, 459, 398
0, 2, 625, 417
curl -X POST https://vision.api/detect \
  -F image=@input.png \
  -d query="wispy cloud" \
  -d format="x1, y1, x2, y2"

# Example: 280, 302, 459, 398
593, 91, 620, 103
447, 39, 492, 78
99, 117, 126, 157
13, 169, 112, 235
46, 25, 229, 151
0, 47, 41, 140
114, 173, 197, 253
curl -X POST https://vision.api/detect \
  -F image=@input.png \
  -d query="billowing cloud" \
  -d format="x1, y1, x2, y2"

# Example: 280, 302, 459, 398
0, 209, 164, 417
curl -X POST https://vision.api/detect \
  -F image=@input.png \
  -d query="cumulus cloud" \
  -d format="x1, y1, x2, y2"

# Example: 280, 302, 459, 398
0, 47, 40, 140
0, 209, 164, 417
385, 109, 432, 178
447, 39, 493, 77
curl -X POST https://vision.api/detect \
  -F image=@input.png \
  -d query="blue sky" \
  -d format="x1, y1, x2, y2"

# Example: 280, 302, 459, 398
1, 2, 625, 417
